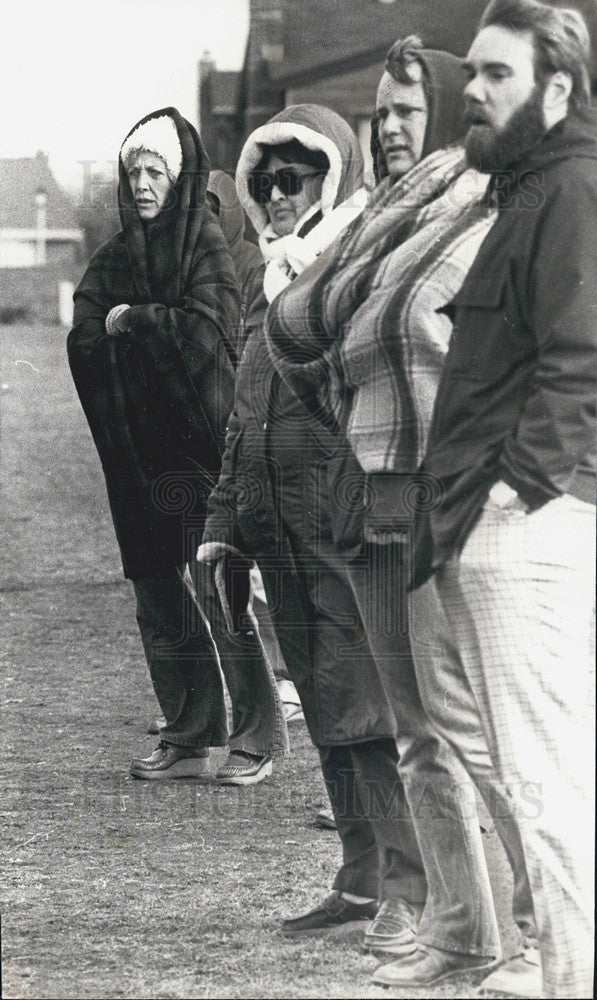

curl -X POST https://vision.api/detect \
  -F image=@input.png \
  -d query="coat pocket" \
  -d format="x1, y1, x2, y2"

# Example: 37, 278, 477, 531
446, 271, 533, 380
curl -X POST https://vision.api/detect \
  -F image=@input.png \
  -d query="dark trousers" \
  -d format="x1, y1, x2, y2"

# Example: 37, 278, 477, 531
319, 740, 427, 902
133, 566, 287, 755
260, 420, 427, 904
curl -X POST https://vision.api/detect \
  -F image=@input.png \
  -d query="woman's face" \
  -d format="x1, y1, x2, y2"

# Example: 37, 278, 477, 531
126, 151, 173, 220
263, 153, 325, 237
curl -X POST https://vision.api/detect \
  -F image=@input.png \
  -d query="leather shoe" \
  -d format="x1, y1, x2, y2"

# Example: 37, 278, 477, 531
363, 897, 422, 955
216, 751, 272, 786
371, 945, 497, 987
281, 890, 378, 938
314, 808, 336, 830
130, 741, 209, 779
480, 945, 542, 997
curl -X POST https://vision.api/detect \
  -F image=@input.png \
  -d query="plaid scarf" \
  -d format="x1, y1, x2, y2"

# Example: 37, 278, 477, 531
266, 148, 497, 473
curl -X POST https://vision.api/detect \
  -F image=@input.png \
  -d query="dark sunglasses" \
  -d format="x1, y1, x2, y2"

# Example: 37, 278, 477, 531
248, 166, 323, 205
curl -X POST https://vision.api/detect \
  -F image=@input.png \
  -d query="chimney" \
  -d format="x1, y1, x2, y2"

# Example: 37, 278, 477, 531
198, 49, 216, 131
244, 0, 285, 138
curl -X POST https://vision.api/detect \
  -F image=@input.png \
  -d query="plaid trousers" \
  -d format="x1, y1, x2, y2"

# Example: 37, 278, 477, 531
429, 493, 595, 999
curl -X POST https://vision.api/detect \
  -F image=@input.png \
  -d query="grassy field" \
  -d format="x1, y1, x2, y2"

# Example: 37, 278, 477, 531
1, 322, 517, 999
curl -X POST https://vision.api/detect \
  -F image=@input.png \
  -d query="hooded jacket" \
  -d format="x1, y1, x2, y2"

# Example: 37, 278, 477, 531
68, 108, 239, 579
237, 103, 365, 236
203, 104, 366, 559
416, 108, 597, 584
236, 103, 368, 303
264, 57, 486, 556
371, 47, 466, 182
201, 106, 388, 745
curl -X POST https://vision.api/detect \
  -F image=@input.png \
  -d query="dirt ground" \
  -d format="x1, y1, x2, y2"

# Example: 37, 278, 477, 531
1, 323, 518, 1000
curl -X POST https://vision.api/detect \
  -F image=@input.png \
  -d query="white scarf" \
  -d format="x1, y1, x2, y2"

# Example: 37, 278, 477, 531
258, 189, 369, 303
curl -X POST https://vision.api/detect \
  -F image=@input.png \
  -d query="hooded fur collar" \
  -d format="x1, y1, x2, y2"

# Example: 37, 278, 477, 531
118, 106, 211, 304
235, 104, 364, 236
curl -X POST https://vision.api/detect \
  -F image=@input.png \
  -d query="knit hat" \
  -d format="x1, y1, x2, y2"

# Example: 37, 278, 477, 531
120, 114, 183, 182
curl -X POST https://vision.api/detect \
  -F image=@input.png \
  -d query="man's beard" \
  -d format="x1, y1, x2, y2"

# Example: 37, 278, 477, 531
465, 85, 548, 173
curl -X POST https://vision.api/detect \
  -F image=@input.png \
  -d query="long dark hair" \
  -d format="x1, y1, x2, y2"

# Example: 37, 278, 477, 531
481, 0, 591, 108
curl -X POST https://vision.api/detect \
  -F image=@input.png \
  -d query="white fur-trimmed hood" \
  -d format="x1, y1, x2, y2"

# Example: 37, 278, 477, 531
120, 113, 183, 182
236, 104, 364, 235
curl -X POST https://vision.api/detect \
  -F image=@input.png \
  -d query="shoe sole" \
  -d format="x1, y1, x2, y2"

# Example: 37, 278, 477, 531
281, 918, 373, 940
371, 958, 499, 988
217, 760, 273, 786
363, 938, 417, 957
146, 718, 166, 735
130, 758, 210, 780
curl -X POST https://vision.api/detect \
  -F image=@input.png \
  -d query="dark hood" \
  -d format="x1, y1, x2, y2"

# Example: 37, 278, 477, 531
118, 106, 211, 304
371, 48, 465, 183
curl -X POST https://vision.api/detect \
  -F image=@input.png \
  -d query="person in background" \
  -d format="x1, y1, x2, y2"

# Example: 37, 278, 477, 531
206, 169, 262, 290
68, 108, 287, 783
412, 2, 596, 996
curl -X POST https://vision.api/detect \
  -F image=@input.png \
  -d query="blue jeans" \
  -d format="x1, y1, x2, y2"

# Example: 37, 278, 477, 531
346, 540, 501, 958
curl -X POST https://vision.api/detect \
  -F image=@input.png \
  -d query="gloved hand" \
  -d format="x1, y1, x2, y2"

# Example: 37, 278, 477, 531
105, 304, 131, 337
196, 542, 254, 635
196, 541, 240, 564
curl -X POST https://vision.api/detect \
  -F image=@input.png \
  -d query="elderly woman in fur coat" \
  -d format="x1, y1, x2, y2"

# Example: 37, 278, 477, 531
68, 108, 287, 782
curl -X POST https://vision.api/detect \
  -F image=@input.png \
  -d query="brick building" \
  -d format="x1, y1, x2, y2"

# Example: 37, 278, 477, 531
199, 0, 597, 175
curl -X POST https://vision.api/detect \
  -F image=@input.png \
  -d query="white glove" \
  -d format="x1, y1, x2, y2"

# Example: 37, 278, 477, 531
105, 304, 130, 337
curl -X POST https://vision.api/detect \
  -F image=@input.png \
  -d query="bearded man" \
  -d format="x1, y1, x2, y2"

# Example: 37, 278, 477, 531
411, 1, 596, 997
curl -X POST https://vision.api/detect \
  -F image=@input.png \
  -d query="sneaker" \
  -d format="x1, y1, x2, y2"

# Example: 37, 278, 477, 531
281, 890, 378, 938
283, 701, 305, 723
130, 740, 209, 780
363, 897, 422, 955
315, 808, 337, 830
216, 751, 272, 786
278, 679, 304, 722
371, 945, 498, 988
480, 945, 542, 998
146, 714, 166, 735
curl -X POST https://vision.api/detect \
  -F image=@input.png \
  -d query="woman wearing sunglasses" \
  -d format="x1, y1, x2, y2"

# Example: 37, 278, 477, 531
198, 104, 431, 937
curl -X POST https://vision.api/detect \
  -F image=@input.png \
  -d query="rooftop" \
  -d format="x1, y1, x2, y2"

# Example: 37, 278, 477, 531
0, 151, 80, 230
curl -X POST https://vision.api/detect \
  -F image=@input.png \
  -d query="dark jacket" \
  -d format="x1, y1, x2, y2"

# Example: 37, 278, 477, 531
203, 104, 367, 560
415, 109, 597, 585
68, 108, 239, 579
203, 106, 403, 745
201, 270, 289, 557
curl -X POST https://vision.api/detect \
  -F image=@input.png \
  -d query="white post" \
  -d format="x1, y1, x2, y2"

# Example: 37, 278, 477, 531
35, 189, 47, 265
59, 281, 74, 326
